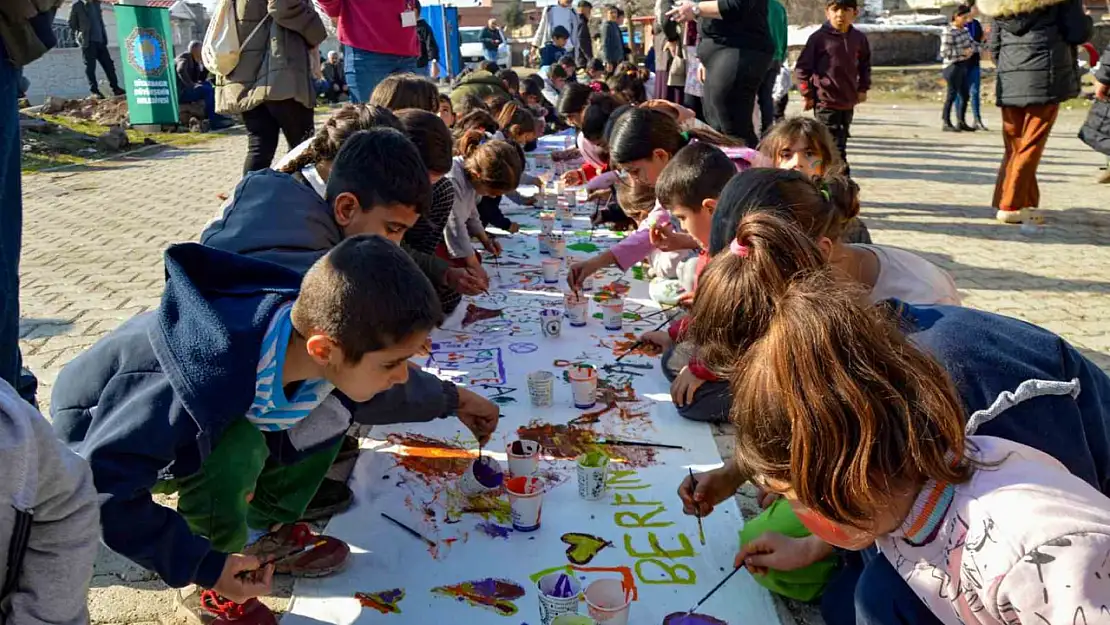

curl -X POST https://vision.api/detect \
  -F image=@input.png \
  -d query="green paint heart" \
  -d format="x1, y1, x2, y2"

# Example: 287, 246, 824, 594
568, 242, 600, 253
560, 532, 612, 565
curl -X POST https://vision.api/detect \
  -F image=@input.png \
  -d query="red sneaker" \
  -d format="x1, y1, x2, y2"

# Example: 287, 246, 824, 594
201, 591, 278, 625
243, 522, 349, 577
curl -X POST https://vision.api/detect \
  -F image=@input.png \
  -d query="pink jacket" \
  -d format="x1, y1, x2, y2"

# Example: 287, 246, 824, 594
316, 0, 418, 57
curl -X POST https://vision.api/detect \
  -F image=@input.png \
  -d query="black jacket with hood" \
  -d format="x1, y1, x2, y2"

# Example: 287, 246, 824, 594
1079, 42, 1110, 157
982, 0, 1092, 108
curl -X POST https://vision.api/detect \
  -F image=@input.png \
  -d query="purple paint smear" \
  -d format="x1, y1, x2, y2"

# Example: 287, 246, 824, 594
476, 521, 513, 539
552, 574, 574, 598
662, 613, 729, 625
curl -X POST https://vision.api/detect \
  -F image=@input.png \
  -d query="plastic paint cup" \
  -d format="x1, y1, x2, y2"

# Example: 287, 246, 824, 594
555, 179, 565, 195
576, 451, 610, 501
537, 572, 582, 625
528, 371, 555, 407
584, 579, 632, 625
507, 439, 542, 477
542, 258, 561, 283
601, 298, 624, 331
564, 189, 578, 209
540, 307, 563, 337
458, 455, 504, 496
582, 274, 595, 291
539, 233, 551, 255
506, 476, 546, 531
567, 364, 598, 409
540, 213, 556, 234
557, 205, 574, 228
564, 292, 589, 327
550, 235, 567, 259
552, 616, 596, 625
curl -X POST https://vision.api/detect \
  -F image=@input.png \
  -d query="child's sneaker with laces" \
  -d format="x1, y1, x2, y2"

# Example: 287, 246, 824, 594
174, 587, 277, 625
243, 522, 349, 577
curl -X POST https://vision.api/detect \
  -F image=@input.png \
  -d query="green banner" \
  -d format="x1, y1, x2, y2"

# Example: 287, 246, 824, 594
114, 4, 179, 125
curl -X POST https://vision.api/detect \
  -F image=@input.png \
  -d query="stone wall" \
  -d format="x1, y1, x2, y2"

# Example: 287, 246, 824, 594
23, 46, 126, 104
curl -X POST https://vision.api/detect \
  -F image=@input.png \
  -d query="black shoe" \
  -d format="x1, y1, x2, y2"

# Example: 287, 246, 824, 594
111, 86, 126, 97
942, 124, 961, 132
302, 478, 353, 522
209, 117, 236, 131
975, 120, 989, 131
958, 122, 976, 132
89, 90, 104, 99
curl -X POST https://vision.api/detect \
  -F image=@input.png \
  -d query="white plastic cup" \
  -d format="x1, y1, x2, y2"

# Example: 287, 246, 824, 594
506, 476, 546, 531
564, 189, 578, 208
458, 456, 504, 496
567, 364, 598, 409
540, 213, 555, 235
582, 274, 595, 291
557, 205, 574, 228
576, 452, 610, 500
564, 292, 589, 327
540, 307, 563, 337
507, 439, 542, 477
537, 572, 582, 625
550, 235, 567, 259
584, 579, 632, 625
542, 258, 561, 284
601, 298, 624, 331
538, 233, 551, 255
528, 371, 555, 407
555, 179, 565, 195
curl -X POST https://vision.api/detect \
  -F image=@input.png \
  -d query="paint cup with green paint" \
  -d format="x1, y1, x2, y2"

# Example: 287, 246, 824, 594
576, 452, 610, 501
552, 615, 596, 625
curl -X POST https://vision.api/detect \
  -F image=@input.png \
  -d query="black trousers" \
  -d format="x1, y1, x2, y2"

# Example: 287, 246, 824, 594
756, 60, 783, 136
942, 61, 971, 127
815, 106, 854, 173
241, 99, 315, 174
698, 40, 771, 148
82, 41, 120, 93
683, 93, 704, 122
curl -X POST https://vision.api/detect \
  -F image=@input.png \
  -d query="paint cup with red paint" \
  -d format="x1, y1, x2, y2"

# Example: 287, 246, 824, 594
601, 298, 624, 331
542, 258, 561, 284
537, 572, 582, 625
576, 451, 610, 501
507, 439, 542, 477
528, 371, 555, 407
567, 364, 598, 409
506, 476, 546, 531
584, 579, 632, 625
458, 455, 504, 496
564, 292, 589, 327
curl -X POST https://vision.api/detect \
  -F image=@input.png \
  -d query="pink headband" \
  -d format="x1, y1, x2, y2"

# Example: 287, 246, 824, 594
730, 239, 749, 258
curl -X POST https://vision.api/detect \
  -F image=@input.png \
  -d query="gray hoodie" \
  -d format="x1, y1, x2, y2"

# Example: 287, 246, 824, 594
0, 379, 99, 625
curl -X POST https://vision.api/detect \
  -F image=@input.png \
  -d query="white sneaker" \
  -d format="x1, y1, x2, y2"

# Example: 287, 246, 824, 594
996, 209, 1024, 224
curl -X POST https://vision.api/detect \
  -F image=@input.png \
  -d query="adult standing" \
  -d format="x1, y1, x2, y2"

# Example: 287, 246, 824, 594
962, 4, 988, 130
574, 1, 594, 68
317, 0, 420, 102
981, 0, 1091, 224
215, 0, 326, 174
667, 0, 774, 148
415, 4, 440, 79
532, 0, 579, 64
68, 0, 125, 98
1078, 41, 1110, 183
600, 5, 625, 71
757, 0, 788, 136
479, 18, 504, 65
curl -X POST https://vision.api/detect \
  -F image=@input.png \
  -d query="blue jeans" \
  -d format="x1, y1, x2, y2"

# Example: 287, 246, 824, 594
179, 82, 217, 121
483, 48, 499, 63
955, 63, 982, 122
344, 46, 418, 103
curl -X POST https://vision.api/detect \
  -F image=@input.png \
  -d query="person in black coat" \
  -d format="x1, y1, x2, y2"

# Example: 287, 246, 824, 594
980, 0, 1091, 224
1079, 42, 1110, 184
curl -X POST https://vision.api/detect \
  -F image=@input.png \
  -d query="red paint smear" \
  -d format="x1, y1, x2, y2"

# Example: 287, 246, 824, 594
385, 434, 472, 481
516, 421, 657, 467
610, 332, 663, 357
355, 589, 404, 614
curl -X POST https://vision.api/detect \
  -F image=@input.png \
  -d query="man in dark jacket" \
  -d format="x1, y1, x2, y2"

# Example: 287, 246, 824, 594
479, 18, 504, 65
68, 0, 124, 98
600, 5, 625, 70
574, 0, 594, 68
321, 50, 349, 102
1079, 41, 1110, 184
982, 0, 1091, 224
177, 40, 232, 128
795, 0, 870, 172
415, 2, 440, 78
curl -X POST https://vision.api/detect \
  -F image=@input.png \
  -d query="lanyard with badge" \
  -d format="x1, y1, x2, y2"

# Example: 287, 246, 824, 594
400, 0, 417, 28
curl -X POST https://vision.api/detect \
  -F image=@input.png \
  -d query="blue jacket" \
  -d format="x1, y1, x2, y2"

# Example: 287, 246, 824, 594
539, 43, 566, 68
51, 243, 303, 590
896, 301, 1110, 495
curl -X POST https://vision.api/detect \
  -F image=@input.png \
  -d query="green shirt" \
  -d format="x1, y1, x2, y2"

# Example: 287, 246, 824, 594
767, 0, 788, 63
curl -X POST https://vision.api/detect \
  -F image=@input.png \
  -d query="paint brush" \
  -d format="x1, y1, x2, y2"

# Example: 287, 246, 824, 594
688, 468, 706, 546
595, 438, 684, 450
381, 512, 437, 548
236, 539, 328, 578
615, 311, 680, 362
686, 563, 745, 614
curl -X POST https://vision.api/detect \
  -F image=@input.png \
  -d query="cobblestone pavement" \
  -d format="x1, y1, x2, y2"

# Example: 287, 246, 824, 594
16, 102, 1110, 624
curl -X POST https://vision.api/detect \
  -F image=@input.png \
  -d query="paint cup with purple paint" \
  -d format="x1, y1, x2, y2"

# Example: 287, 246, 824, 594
540, 307, 563, 337
576, 451, 610, 501
601, 298, 624, 331
542, 258, 561, 284
552, 616, 596, 625
567, 364, 598, 409
506, 476, 546, 531
550, 235, 567, 259
458, 455, 505, 497
537, 572, 582, 625
564, 292, 589, 327
507, 439, 542, 477
527, 371, 555, 407
584, 579, 632, 625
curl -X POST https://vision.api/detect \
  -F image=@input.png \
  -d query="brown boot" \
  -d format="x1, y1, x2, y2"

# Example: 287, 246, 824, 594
243, 522, 349, 578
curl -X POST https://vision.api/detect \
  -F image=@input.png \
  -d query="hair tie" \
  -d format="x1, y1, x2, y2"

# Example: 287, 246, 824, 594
680, 131, 690, 142
589, 81, 603, 92
729, 239, 749, 258
819, 181, 831, 202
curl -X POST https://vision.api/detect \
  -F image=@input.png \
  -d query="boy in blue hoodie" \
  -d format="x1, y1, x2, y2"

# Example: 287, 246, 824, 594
539, 25, 570, 67
51, 235, 498, 624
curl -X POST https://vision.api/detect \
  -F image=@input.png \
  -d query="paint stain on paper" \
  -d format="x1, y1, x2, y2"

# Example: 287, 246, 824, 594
355, 589, 404, 614
561, 532, 613, 565
662, 612, 729, 625
568, 242, 600, 252
475, 521, 513, 539
385, 434, 472, 481
516, 421, 658, 467
432, 578, 526, 616
611, 332, 663, 357
461, 494, 513, 524
462, 303, 503, 327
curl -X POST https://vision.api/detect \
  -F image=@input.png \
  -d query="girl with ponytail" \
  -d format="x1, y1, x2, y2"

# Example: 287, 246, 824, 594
558, 89, 624, 192
566, 106, 766, 291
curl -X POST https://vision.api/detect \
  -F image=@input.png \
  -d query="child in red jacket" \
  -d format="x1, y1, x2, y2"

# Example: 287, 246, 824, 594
639, 142, 737, 422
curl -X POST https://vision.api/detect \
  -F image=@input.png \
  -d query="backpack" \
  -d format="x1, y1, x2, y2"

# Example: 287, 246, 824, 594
201, 0, 271, 76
